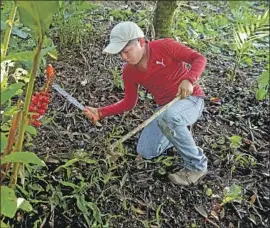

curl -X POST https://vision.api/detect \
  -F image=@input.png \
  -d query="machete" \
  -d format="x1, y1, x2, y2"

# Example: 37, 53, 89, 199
52, 83, 101, 127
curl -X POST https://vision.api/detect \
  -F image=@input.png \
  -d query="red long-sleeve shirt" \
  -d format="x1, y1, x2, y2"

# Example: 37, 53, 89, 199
98, 38, 207, 118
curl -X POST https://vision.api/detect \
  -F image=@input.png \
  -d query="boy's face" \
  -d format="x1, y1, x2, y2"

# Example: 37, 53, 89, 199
120, 38, 145, 65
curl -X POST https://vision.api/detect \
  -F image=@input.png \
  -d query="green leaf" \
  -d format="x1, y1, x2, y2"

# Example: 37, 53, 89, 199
243, 57, 253, 66
0, 220, 9, 228
41, 46, 57, 58
1, 82, 24, 105
206, 188, 213, 197
54, 158, 79, 172
60, 181, 79, 190
263, 9, 269, 18
245, 25, 251, 36
76, 195, 92, 227
0, 186, 17, 218
12, 27, 29, 39
222, 184, 242, 205
230, 135, 242, 149
1, 133, 8, 153
1, 152, 46, 166
1, 50, 34, 62
228, 1, 244, 8
2, 46, 56, 62
15, 1, 59, 37
48, 49, 58, 60
87, 202, 102, 223
76, 195, 88, 213
156, 203, 163, 223
17, 198, 33, 212
82, 158, 98, 165
3, 106, 20, 117
258, 70, 269, 88
25, 125, 37, 136
256, 88, 267, 100
1, 20, 8, 30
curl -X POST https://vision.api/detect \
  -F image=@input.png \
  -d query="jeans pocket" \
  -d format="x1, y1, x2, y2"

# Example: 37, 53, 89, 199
187, 96, 200, 104
187, 96, 204, 116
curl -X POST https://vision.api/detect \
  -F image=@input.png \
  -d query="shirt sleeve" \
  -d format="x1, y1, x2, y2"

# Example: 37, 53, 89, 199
162, 38, 207, 84
98, 67, 139, 118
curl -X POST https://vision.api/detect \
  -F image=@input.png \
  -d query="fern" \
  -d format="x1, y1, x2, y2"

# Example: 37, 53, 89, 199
233, 9, 269, 54
229, 9, 269, 82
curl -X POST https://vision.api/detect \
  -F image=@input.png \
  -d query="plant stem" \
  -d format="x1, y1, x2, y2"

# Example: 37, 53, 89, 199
9, 38, 44, 188
0, 109, 22, 184
231, 55, 241, 83
2, 2, 17, 57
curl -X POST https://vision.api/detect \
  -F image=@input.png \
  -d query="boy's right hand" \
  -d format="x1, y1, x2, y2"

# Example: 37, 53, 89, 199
83, 107, 101, 125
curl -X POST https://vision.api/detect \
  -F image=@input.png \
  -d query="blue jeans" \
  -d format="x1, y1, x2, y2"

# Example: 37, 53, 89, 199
137, 96, 208, 171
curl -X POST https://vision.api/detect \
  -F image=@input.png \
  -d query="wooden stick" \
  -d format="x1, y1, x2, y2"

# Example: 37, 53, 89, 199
110, 96, 180, 152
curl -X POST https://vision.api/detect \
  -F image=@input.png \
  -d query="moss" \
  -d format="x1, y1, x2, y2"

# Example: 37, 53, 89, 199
153, 0, 178, 39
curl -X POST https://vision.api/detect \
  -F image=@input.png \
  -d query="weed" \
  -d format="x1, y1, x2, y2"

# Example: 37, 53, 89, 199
52, 1, 100, 50
109, 66, 123, 90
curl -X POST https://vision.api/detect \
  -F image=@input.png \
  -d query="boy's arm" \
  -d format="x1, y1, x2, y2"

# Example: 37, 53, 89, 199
98, 72, 139, 118
163, 39, 207, 84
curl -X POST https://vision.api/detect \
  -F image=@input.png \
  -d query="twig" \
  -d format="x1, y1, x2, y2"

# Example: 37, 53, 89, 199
216, 115, 261, 147
103, 53, 108, 67
79, 51, 91, 73
205, 218, 220, 228
119, 111, 128, 125
232, 203, 242, 220
239, 124, 263, 143
110, 97, 180, 152
247, 118, 255, 142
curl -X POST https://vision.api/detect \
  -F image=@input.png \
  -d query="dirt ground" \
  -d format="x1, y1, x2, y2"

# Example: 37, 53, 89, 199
28, 1, 269, 228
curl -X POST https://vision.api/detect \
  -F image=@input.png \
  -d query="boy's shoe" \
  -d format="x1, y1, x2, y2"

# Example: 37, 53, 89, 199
168, 168, 207, 186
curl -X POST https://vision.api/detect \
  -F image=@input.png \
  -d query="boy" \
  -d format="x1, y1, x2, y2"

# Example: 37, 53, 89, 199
84, 21, 208, 186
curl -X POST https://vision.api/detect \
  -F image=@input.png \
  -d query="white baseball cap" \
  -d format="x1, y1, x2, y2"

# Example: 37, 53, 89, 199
103, 21, 144, 54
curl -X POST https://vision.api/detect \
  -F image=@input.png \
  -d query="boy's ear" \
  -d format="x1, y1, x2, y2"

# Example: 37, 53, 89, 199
139, 38, 145, 47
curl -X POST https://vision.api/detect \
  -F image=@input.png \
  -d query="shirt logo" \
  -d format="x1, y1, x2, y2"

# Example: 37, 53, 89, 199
156, 59, 165, 67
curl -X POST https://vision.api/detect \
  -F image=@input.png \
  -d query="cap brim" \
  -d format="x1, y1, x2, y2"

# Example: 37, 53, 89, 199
102, 41, 128, 54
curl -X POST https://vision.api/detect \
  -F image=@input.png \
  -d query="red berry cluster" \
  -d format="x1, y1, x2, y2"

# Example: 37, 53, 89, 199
28, 91, 50, 127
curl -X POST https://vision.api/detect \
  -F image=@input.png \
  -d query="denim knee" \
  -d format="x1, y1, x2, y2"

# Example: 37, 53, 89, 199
158, 113, 186, 136
160, 108, 186, 127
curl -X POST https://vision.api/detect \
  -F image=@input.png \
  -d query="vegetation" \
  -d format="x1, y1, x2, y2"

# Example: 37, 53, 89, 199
1, 1, 269, 227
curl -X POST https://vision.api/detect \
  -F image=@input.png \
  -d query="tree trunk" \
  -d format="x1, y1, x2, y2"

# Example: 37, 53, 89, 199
153, 0, 178, 39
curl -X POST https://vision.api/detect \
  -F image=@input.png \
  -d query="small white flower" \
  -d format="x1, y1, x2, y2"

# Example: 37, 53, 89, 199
1, 60, 15, 83
14, 68, 28, 77
7, 61, 15, 67
239, 32, 247, 41
17, 197, 25, 208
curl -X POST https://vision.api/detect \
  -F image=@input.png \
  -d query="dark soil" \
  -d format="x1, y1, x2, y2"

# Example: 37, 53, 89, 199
12, 1, 269, 228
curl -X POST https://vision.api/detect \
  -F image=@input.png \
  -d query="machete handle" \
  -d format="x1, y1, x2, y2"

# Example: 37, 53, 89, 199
83, 108, 102, 127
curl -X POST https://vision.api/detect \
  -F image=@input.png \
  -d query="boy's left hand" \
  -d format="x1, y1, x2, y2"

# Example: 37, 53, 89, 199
176, 80, 193, 99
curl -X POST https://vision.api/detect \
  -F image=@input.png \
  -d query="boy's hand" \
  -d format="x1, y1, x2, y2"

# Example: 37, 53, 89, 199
83, 107, 101, 125
176, 79, 193, 99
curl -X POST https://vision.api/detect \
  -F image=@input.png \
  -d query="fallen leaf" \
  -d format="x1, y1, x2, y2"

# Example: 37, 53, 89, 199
211, 210, 219, 221
248, 214, 257, 225
206, 188, 213, 196
195, 205, 208, 218
132, 206, 145, 215
80, 79, 88, 86
220, 207, 225, 219
249, 194, 257, 206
